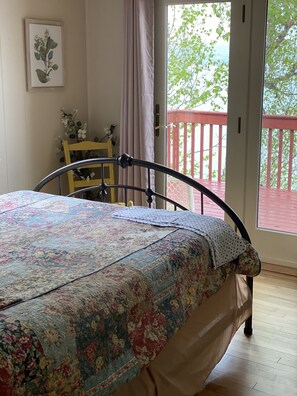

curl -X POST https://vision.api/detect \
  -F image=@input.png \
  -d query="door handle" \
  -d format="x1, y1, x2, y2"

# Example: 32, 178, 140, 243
155, 104, 160, 136
155, 104, 176, 136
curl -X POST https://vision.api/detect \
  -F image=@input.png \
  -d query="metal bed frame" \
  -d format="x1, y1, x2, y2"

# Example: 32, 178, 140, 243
34, 153, 254, 336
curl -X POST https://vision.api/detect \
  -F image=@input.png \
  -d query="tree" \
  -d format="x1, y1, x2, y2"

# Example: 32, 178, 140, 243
261, 0, 297, 189
167, 1, 297, 189
264, 0, 297, 116
168, 3, 230, 111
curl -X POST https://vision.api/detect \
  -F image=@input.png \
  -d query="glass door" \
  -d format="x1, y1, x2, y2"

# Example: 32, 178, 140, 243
258, 0, 297, 234
155, 0, 251, 218
245, 0, 297, 268
155, 0, 297, 268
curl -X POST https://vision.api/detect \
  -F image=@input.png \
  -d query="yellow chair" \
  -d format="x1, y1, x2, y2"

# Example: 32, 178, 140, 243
62, 139, 117, 202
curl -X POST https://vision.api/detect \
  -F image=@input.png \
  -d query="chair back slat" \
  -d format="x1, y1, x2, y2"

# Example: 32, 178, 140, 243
62, 140, 116, 202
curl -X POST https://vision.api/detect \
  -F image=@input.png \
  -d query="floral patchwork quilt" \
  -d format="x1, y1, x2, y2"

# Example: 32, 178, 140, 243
0, 191, 260, 395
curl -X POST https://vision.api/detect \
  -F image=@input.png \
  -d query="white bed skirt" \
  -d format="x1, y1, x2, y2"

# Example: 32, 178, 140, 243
115, 274, 252, 396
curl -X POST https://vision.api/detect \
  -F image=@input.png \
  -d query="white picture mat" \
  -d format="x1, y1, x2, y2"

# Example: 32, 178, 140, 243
25, 19, 64, 89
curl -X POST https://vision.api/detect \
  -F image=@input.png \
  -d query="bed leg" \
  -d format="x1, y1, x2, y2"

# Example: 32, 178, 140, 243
244, 276, 253, 336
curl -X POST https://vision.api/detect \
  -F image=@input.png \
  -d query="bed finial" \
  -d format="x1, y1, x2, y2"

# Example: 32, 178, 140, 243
117, 153, 134, 168
146, 188, 153, 206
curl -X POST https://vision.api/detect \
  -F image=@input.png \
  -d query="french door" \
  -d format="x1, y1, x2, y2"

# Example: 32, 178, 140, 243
244, 0, 297, 268
154, 0, 250, 216
155, 0, 297, 268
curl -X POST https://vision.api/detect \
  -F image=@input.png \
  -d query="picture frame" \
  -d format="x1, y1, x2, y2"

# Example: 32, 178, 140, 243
25, 19, 64, 90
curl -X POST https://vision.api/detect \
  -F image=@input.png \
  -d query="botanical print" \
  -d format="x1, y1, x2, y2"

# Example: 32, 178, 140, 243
26, 20, 63, 88
33, 28, 59, 84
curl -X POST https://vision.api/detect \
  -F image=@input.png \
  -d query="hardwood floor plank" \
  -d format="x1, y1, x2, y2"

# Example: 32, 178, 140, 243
200, 375, 270, 396
253, 375, 297, 395
227, 338, 284, 365
253, 310, 297, 326
278, 355, 297, 369
222, 354, 297, 383
198, 270, 297, 395
231, 332, 297, 356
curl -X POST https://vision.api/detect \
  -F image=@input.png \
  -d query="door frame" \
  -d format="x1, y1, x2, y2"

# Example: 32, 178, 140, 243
245, 0, 297, 268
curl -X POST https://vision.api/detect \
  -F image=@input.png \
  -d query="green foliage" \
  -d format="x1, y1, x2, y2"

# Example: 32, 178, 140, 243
167, 3, 230, 181
168, 1, 297, 189
263, 0, 297, 116
168, 3, 230, 111
261, 0, 297, 189
35, 69, 48, 83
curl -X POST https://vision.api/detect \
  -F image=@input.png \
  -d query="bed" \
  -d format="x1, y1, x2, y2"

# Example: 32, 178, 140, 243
0, 153, 261, 396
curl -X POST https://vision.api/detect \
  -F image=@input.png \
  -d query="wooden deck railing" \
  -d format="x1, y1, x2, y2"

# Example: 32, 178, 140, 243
262, 114, 297, 191
167, 110, 297, 191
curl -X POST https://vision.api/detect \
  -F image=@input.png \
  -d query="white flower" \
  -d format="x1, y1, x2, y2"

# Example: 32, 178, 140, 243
77, 128, 87, 140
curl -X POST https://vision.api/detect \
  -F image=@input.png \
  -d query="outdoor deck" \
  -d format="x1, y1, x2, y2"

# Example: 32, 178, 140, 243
183, 179, 297, 234
166, 109, 297, 234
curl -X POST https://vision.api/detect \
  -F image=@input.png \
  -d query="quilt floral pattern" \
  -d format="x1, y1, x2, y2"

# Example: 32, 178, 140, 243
0, 191, 261, 395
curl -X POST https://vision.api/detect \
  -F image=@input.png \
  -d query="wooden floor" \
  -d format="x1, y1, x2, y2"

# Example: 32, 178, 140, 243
197, 270, 297, 396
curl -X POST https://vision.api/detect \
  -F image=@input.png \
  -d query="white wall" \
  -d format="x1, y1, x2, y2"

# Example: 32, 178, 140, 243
0, 40, 8, 194
0, 0, 124, 193
0, 0, 88, 192
86, 0, 123, 150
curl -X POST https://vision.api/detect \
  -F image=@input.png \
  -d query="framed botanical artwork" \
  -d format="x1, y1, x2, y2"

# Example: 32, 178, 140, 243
25, 19, 64, 90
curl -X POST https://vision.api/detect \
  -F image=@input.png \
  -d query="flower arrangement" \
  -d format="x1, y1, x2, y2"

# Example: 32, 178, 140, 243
98, 124, 117, 146
56, 108, 90, 179
56, 110, 118, 185
60, 108, 87, 142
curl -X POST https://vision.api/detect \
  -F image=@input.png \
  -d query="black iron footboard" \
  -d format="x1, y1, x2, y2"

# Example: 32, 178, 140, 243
34, 153, 254, 336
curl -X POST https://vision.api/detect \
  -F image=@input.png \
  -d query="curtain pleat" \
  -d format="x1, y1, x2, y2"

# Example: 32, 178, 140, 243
119, 0, 154, 206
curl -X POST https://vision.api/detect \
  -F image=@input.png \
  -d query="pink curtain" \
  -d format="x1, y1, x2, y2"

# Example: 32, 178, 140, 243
119, 0, 154, 206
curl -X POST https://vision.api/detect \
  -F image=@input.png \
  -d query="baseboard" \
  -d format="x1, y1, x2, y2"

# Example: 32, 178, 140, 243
259, 254, 297, 270
262, 262, 297, 277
